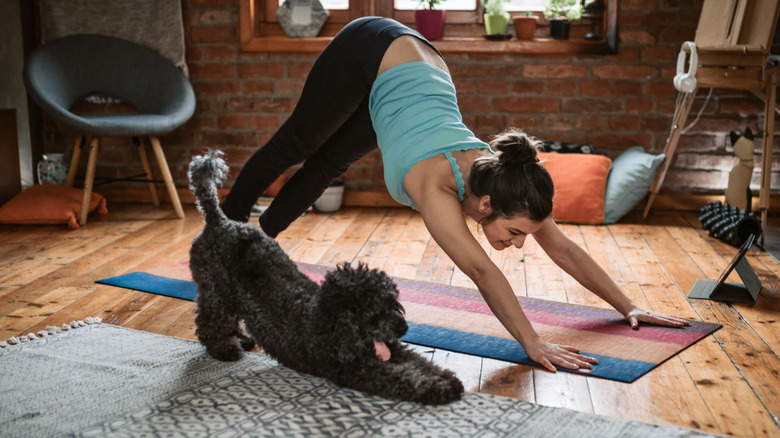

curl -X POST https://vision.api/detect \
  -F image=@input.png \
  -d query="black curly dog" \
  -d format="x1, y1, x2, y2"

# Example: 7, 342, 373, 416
187, 151, 464, 405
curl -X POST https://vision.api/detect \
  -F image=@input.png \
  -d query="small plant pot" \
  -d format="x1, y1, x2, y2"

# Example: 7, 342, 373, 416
314, 184, 344, 213
483, 13, 509, 35
512, 15, 538, 39
415, 9, 446, 40
549, 19, 571, 40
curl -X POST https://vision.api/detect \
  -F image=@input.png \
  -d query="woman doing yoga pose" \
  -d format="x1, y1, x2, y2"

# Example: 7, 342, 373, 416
221, 17, 689, 372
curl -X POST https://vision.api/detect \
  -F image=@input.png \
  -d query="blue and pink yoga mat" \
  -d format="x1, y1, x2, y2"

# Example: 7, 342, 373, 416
97, 262, 720, 383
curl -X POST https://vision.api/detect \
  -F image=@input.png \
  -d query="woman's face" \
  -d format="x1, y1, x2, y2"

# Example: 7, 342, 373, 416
481, 215, 544, 251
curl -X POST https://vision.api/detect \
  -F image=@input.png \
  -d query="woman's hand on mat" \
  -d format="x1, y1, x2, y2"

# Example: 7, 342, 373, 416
526, 338, 598, 373
623, 306, 690, 329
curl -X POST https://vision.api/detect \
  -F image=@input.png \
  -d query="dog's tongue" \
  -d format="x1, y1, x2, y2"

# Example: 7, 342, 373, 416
373, 340, 391, 362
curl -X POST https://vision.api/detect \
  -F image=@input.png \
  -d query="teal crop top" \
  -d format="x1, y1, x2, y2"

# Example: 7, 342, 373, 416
368, 62, 488, 209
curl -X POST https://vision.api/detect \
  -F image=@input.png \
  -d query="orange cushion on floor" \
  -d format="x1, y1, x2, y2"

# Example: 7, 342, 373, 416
539, 153, 611, 224
0, 184, 108, 229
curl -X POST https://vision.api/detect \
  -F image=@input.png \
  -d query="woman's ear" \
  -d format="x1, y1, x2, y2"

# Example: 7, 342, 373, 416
479, 195, 492, 215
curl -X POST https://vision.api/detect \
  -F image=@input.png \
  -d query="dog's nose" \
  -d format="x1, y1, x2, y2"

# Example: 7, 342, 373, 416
396, 319, 408, 337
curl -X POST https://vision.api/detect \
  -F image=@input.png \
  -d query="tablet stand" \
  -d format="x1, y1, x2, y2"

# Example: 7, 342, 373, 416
688, 233, 762, 303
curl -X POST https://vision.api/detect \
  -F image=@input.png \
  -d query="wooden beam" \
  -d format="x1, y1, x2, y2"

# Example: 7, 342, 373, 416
92, 187, 780, 213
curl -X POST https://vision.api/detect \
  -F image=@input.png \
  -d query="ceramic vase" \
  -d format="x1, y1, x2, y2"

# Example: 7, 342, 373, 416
37, 153, 67, 185
276, 0, 330, 38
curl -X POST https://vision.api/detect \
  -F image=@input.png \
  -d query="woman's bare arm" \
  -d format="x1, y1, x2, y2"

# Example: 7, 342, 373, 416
533, 218, 689, 328
406, 171, 597, 371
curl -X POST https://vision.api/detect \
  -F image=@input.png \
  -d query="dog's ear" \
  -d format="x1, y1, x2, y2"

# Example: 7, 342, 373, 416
314, 305, 372, 363
317, 264, 370, 363
317, 263, 402, 362
330, 318, 369, 363
318, 263, 362, 314
319, 263, 396, 307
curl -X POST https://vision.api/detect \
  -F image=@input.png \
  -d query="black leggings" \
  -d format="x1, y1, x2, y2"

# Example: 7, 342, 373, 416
221, 17, 440, 237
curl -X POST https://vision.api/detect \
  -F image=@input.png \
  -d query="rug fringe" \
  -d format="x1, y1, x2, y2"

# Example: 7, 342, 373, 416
0, 317, 102, 348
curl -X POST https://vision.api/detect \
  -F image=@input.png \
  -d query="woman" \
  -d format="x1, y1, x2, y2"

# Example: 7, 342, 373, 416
222, 17, 689, 372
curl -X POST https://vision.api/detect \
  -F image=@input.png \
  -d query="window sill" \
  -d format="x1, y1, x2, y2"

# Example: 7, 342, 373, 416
240, 35, 617, 55
237, 0, 618, 55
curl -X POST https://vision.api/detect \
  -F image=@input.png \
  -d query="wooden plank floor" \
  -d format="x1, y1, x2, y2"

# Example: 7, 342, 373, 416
2, 203, 780, 437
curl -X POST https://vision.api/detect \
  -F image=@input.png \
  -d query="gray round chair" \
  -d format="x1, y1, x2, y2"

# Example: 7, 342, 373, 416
23, 34, 196, 225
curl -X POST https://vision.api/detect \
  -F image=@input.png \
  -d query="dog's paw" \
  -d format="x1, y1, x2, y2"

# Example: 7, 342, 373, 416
237, 334, 256, 351
439, 371, 466, 403
420, 371, 465, 405
206, 344, 243, 362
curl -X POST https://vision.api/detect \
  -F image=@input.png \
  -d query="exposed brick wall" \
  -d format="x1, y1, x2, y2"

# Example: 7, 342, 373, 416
43, 0, 780, 197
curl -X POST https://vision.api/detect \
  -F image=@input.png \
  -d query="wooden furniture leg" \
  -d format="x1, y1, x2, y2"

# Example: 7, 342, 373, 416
644, 91, 698, 218
66, 135, 83, 187
80, 137, 100, 226
149, 136, 185, 219
759, 71, 777, 244
134, 137, 160, 207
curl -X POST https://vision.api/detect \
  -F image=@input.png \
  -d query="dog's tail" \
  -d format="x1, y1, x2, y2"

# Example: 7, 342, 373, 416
188, 150, 229, 226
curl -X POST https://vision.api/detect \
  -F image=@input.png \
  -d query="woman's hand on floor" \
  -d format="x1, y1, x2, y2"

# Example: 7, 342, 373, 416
623, 305, 690, 329
524, 337, 598, 373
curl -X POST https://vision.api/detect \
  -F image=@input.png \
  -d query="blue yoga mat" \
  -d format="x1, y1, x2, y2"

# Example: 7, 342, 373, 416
97, 272, 198, 301
96, 270, 717, 382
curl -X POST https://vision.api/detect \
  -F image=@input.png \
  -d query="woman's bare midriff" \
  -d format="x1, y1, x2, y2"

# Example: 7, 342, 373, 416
377, 35, 449, 78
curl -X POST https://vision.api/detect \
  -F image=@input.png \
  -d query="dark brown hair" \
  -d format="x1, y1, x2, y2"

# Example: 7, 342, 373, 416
468, 129, 554, 223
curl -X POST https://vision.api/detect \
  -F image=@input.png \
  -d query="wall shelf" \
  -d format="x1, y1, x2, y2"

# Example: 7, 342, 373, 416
240, 35, 617, 55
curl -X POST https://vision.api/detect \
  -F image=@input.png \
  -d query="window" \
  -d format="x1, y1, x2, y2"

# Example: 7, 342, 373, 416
318, 0, 548, 11
393, 0, 548, 12
239, 0, 618, 54
395, 0, 478, 10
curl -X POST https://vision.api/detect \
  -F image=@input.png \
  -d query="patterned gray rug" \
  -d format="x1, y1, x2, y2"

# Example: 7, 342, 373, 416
0, 323, 718, 437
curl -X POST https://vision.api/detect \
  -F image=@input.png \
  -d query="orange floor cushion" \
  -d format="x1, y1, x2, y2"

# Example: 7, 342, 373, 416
0, 184, 108, 229
539, 152, 612, 224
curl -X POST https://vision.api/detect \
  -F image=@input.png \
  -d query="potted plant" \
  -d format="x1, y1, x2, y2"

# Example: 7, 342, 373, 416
543, 0, 583, 40
512, 11, 539, 40
313, 178, 345, 213
416, 0, 446, 40
483, 0, 510, 36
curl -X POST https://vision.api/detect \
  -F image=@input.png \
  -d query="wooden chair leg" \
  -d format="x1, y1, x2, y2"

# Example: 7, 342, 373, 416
644, 91, 698, 219
66, 136, 83, 187
148, 136, 185, 219
759, 74, 777, 245
80, 137, 100, 226
134, 137, 160, 207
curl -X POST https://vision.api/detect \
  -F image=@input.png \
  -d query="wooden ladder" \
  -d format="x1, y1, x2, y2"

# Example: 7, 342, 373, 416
644, 0, 780, 242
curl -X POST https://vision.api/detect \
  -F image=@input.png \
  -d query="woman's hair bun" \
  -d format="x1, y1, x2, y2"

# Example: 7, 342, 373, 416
470, 128, 554, 222
489, 128, 543, 166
